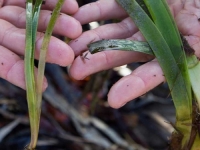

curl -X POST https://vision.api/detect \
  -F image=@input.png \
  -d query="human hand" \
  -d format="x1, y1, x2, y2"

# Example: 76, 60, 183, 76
69, 0, 200, 108
0, 0, 82, 90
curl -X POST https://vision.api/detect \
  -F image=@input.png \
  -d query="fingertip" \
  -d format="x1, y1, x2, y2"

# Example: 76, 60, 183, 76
38, 11, 82, 39
62, 0, 79, 15
107, 96, 122, 109
69, 56, 87, 80
56, 45, 75, 66
35, 36, 75, 66
107, 75, 144, 109
72, 4, 89, 24
62, 16, 82, 39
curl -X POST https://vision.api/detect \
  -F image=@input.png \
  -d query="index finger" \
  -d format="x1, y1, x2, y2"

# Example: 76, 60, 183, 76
3, 0, 78, 14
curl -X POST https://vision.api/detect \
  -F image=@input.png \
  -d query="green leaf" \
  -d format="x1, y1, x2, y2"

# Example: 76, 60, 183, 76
25, 0, 39, 149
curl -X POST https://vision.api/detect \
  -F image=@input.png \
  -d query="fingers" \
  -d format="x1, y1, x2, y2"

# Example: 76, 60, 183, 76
0, 19, 74, 66
4, 0, 78, 14
0, 45, 47, 90
0, 6, 82, 39
69, 17, 138, 55
108, 61, 165, 108
73, 0, 127, 24
70, 51, 153, 80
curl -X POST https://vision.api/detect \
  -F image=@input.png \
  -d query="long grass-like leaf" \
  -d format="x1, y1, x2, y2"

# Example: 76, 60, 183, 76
143, 0, 192, 111
25, 0, 44, 149
25, 0, 38, 149
36, 0, 65, 126
32, 0, 43, 134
